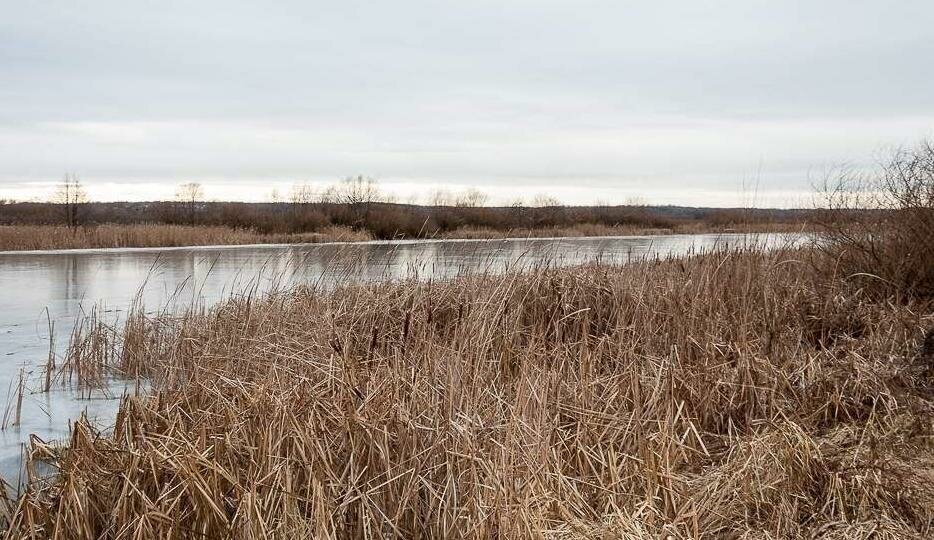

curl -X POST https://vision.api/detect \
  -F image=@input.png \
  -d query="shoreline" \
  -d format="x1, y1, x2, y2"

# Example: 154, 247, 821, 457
0, 223, 810, 255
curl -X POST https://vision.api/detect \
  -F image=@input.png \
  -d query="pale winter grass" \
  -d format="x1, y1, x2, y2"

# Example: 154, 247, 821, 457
443, 222, 809, 240
4, 248, 933, 538
441, 223, 673, 239
0, 224, 371, 251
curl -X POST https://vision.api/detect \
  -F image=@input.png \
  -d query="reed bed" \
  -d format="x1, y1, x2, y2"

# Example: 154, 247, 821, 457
0, 224, 371, 251
439, 222, 809, 240
4, 248, 933, 538
440, 223, 676, 239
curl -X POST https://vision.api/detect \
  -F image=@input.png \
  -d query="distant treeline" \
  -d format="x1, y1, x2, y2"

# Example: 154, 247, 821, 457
0, 199, 814, 239
0, 175, 819, 238
0, 197, 811, 238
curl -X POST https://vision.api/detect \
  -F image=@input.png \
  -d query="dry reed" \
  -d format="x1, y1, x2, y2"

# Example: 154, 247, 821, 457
440, 223, 676, 239
4, 248, 933, 538
0, 224, 371, 252
441, 222, 810, 240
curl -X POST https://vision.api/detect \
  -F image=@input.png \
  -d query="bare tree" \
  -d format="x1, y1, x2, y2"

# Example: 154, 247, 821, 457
318, 185, 339, 204
531, 193, 561, 208
175, 182, 204, 223
429, 188, 453, 207
625, 195, 649, 207
290, 182, 315, 205
52, 173, 87, 229
336, 175, 380, 206
529, 193, 564, 227
507, 197, 527, 226
454, 188, 489, 208
332, 175, 380, 226
285, 182, 329, 232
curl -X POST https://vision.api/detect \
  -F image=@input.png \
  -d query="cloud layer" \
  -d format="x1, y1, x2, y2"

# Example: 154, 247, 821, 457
2, 1, 933, 205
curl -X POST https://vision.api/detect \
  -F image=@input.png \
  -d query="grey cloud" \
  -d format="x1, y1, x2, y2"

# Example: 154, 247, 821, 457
1, 1, 933, 204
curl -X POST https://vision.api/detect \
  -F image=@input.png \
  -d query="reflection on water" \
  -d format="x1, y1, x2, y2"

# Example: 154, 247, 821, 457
0, 233, 799, 482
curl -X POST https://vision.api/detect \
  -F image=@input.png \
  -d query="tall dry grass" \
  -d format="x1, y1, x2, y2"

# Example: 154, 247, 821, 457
3, 247, 932, 538
442, 222, 811, 240
0, 224, 371, 251
440, 223, 675, 239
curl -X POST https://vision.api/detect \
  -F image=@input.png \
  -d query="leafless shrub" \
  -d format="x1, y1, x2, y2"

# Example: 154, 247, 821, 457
817, 140, 934, 298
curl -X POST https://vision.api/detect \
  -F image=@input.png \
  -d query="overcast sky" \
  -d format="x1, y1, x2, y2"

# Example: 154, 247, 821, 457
2, 1, 933, 206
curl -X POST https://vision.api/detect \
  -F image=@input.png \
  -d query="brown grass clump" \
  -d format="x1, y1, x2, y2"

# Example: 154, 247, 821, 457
0, 224, 371, 251
4, 248, 933, 538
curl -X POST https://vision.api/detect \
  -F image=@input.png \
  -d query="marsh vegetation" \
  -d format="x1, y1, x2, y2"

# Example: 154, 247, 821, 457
0, 224, 372, 252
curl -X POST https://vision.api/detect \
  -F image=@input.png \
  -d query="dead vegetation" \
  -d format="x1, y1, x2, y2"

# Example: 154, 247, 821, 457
0, 224, 372, 251
2, 244, 931, 538
817, 140, 934, 300
441, 222, 810, 240
440, 222, 674, 239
